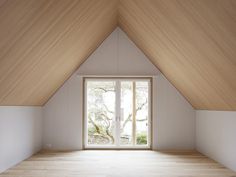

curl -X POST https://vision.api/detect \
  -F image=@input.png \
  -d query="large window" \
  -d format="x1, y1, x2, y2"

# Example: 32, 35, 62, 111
84, 78, 152, 149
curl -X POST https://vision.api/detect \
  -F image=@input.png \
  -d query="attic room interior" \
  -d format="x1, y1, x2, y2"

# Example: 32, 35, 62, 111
0, 0, 236, 176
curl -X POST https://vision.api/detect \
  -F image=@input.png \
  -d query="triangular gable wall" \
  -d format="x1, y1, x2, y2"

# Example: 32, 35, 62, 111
77, 27, 160, 75
43, 27, 195, 150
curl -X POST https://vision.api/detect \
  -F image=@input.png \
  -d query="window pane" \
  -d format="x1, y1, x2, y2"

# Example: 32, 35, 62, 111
87, 81, 116, 145
135, 81, 149, 145
120, 81, 133, 145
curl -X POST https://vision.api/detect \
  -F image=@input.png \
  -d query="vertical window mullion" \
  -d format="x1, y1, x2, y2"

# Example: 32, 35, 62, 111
132, 81, 136, 146
115, 80, 121, 147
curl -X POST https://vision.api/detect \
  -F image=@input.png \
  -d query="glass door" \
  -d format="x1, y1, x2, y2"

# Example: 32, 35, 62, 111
84, 78, 151, 149
85, 80, 116, 146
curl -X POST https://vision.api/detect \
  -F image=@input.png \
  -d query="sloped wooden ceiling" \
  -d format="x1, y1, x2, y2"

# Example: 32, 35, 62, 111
0, 0, 118, 105
0, 0, 236, 110
119, 0, 236, 110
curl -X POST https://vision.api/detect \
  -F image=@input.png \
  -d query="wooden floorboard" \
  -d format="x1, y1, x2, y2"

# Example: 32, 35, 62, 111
1, 150, 236, 177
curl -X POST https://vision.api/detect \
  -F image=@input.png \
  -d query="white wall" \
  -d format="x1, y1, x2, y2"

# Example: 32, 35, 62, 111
0, 106, 42, 173
77, 28, 159, 76
196, 110, 236, 171
154, 75, 195, 150
43, 27, 195, 150
43, 75, 82, 150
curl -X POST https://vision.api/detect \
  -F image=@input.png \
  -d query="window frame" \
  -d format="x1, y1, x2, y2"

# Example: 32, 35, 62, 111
83, 77, 153, 150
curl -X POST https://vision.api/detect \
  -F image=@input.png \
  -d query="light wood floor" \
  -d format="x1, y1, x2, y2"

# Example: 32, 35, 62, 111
1, 151, 236, 177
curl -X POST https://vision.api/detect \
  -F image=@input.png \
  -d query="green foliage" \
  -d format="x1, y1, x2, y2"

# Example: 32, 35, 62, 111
88, 126, 96, 135
136, 132, 147, 145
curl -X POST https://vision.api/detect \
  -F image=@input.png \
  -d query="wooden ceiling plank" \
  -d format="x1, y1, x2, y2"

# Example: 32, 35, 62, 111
0, 0, 235, 110
0, 0, 118, 105
119, 0, 236, 110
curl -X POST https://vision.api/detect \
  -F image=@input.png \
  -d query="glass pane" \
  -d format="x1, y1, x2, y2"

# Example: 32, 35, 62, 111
86, 81, 116, 145
120, 81, 133, 145
135, 81, 149, 145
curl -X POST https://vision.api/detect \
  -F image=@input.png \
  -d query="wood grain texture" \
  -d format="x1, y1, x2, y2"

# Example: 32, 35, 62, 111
1, 0, 236, 109
1, 151, 236, 176
0, 0, 118, 105
119, 0, 236, 110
